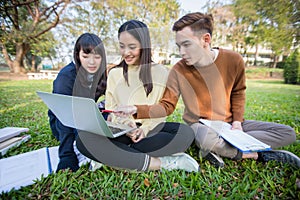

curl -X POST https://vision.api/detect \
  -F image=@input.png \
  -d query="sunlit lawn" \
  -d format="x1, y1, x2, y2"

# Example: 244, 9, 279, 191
0, 78, 299, 199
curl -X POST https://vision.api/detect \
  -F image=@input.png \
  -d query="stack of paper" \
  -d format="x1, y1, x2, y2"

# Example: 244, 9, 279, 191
0, 127, 31, 157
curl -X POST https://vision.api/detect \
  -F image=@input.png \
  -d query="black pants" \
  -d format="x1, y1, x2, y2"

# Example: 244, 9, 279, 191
76, 122, 194, 171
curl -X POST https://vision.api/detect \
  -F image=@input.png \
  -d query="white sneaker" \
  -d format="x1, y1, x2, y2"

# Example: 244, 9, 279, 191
89, 160, 103, 171
73, 142, 90, 167
160, 153, 200, 172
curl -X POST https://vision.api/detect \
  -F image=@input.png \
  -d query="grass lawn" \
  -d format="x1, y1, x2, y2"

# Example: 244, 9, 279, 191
0, 78, 299, 199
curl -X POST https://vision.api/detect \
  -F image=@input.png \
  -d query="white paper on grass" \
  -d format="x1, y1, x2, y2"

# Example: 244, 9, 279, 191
0, 146, 59, 193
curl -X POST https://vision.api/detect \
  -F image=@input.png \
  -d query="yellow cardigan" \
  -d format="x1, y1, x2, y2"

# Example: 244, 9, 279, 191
105, 63, 169, 136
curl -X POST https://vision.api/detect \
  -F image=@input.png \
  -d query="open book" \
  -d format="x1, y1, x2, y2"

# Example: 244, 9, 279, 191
0, 146, 59, 193
199, 119, 271, 152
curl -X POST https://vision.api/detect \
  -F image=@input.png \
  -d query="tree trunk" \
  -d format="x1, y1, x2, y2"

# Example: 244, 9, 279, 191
271, 55, 278, 68
13, 43, 29, 74
1, 43, 14, 72
254, 43, 259, 66
31, 55, 36, 72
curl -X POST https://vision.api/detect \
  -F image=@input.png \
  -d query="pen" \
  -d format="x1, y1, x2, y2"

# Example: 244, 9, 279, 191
101, 109, 113, 113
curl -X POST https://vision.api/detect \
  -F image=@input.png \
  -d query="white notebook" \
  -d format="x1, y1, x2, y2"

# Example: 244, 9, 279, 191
199, 119, 271, 152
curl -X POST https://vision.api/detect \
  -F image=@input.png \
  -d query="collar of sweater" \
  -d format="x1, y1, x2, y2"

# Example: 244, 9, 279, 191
128, 64, 140, 71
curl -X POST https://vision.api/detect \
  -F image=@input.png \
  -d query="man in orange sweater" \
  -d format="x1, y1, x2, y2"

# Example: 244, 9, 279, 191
115, 12, 300, 168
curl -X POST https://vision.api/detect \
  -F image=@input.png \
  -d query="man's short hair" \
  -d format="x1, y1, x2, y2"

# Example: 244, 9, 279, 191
172, 12, 214, 36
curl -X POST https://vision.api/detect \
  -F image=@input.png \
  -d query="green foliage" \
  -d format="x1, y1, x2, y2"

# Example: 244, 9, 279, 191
104, 0, 179, 29
0, 0, 69, 72
232, 0, 298, 62
283, 49, 299, 84
60, 1, 111, 41
0, 79, 300, 199
49, 0, 180, 67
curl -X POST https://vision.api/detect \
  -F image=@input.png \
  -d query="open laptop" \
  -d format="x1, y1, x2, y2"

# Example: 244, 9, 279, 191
36, 91, 136, 138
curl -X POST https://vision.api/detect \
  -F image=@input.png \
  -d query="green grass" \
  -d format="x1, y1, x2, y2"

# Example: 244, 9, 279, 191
0, 79, 300, 199
245, 67, 284, 80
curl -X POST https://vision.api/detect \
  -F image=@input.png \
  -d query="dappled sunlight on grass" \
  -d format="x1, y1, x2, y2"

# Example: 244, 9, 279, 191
0, 99, 43, 113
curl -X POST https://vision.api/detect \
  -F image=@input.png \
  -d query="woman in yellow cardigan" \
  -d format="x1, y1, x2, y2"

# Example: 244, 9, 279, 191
76, 20, 199, 172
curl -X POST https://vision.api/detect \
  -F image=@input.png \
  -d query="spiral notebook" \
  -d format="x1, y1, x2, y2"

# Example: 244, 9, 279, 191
199, 119, 271, 152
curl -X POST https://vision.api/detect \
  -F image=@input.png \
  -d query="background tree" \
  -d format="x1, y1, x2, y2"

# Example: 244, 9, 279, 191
0, 0, 70, 73
28, 31, 57, 71
104, 0, 180, 62
59, 1, 110, 42
259, 0, 298, 68
51, 0, 111, 66
283, 49, 299, 84
231, 0, 265, 66
209, 5, 237, 49
204, 1, 257, 64
232, 0, 299, 67
58, 0, 180, 64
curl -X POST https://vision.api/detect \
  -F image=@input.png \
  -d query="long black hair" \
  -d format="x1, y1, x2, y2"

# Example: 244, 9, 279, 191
116, 20, 153, 96
73, 33, 107, 100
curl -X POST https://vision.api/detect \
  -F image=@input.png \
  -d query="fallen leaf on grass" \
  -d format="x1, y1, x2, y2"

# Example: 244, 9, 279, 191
178, 190, 184, 197
144, 178, 150, 187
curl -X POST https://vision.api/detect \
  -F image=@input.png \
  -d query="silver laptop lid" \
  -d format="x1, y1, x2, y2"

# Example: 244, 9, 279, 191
37, 91, 116, 137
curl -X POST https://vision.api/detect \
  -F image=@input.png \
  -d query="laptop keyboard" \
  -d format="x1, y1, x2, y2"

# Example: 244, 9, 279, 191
108, 126, 125, 134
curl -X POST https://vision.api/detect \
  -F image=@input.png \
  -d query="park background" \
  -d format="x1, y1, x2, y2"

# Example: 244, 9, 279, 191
1, 0, 300, 199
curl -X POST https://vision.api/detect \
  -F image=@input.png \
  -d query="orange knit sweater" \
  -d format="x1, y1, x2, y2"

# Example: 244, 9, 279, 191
136, 48, 246, 124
